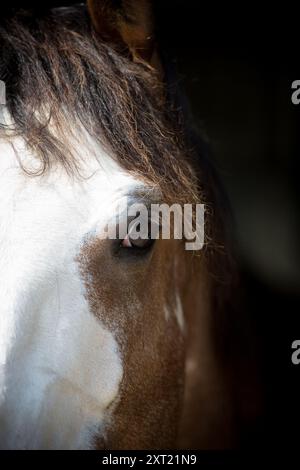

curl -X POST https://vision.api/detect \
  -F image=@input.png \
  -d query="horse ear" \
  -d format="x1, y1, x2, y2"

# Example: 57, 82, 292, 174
87, 0, 155, 65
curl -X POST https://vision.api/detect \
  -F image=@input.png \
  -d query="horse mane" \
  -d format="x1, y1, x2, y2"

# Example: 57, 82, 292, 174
0, 5, 197, 204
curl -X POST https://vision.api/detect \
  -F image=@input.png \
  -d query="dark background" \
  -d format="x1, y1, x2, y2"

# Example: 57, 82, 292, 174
3, 0, 300, 451
153, 1, 300, 450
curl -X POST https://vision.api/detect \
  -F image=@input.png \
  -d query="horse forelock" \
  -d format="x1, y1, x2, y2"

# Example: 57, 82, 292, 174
0, 5, 198, 208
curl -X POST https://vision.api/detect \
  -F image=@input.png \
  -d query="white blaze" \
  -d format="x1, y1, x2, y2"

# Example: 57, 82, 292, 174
0, 126, 141, 449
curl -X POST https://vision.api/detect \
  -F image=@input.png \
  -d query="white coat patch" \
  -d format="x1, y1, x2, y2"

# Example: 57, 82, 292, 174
0, 121, 143, 449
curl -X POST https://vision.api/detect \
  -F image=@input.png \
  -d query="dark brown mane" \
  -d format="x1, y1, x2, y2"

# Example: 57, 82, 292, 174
0, 5, 198, 206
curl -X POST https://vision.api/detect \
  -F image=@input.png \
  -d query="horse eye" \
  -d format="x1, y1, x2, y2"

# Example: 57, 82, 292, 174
119, 219, 159, 252
121, 234, 155, 250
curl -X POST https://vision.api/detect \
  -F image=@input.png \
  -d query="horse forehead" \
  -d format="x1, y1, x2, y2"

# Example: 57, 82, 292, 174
0, 138, 142, 249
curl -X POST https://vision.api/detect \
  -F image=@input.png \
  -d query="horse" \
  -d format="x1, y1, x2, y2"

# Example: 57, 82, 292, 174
0, 1, 253, 450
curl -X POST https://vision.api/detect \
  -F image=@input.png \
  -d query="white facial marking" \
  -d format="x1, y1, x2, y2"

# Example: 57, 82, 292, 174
0, 123, 144, 449
175, 292, 185, 332
164, 294, 184, 331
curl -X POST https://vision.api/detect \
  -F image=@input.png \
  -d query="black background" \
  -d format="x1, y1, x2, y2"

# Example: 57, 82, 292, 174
153, 1, 300, 451
2, 0, 300, 452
